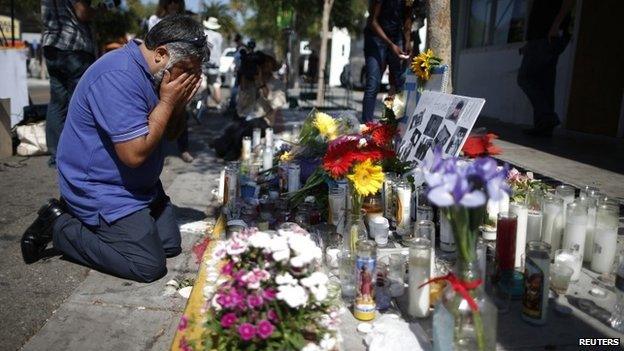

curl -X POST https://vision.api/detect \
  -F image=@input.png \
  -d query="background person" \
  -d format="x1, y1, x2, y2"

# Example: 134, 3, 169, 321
361, 0, 413, 123
41, 0, 106, 167
203, 17, 224, 110
21, 16, 206, 283
517, 0, 574, 137
147, 0, 185, 30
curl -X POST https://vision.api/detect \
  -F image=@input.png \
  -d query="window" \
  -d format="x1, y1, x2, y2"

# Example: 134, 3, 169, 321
466, 0, 527, 48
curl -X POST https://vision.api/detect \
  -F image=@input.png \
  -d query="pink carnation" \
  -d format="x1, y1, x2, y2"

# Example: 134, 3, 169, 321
221, 261, 234, 275
220, 312, 238, 328
237, 322, 256, 341
177, 316, 188, 331
247, 294, 264, 309
257, 320, 275, 339
262, 288, 277, 301
267, 309, 279, 322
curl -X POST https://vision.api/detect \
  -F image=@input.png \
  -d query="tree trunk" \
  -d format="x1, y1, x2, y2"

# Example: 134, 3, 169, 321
427, 0, 452, 92
315, 0, 334, 107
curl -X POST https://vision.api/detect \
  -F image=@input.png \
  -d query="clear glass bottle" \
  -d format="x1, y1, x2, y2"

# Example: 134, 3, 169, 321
609, 259, 624, 332
344, 210, 368, 252
433, 259, 497, 351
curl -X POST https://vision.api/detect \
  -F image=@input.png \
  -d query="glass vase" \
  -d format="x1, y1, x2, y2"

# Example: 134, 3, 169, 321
343, 188, 367, 252
433, 206, 497, 351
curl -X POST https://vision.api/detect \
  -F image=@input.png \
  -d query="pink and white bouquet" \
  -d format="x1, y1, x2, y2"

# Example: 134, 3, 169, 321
202, 225, 340, 351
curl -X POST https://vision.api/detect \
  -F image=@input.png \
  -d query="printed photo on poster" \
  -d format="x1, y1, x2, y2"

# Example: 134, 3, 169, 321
397, 91, 485, 168
445, 97, 467, 123
414, 137, 433, 160
423, 114, 443, 138
445, 127, 468, 155
433, 125, 451, 148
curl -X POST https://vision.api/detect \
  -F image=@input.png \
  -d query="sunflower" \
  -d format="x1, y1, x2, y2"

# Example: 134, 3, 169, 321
411, 49, 441, 81
347, 159, 385, 197
313, 112, 338, 140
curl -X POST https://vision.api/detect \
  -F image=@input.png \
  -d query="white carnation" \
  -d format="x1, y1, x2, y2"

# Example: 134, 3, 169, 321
270, 237, 291, 262
301, 343, 322, 351
275, 272, 297, 286
248, 231, 272, 249
320, 334, 337, 351
276, 283, 308, 308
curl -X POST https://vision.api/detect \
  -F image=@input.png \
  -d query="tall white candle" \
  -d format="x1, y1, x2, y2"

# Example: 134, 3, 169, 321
395, 183, 412, 236
439, 215, 455, 253
241, 137, 252, 161
526, 210, 543, 242
562, 202, 588, 260
265, 128, 273, 147
555, 185, 575, 222
583, 205, 597, 263
541, 198, 564, 254
408, 238, 431, 318
262, 146, 273, 171
591, 204, 619, 273
510, 203, 528, 268
252, 128, 262, 149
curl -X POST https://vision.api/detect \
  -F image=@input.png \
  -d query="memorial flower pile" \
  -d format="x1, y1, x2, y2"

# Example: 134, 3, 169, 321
506, 167, 550, 203
202, 226, 340, 351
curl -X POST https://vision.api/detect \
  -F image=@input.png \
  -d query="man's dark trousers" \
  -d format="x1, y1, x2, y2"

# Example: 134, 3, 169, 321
52, 196, 182, 283
517, 37, 569, 128
44, 47, 94, 166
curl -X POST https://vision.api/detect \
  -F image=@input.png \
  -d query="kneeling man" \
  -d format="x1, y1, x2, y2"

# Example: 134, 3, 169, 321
21, 15, 207, 283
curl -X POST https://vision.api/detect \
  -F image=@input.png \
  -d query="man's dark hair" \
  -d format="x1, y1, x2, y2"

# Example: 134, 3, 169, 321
144, 15, 208, 63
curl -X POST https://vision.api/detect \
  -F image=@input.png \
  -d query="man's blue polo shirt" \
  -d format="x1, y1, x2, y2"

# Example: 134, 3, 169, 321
57, 40, 163, 226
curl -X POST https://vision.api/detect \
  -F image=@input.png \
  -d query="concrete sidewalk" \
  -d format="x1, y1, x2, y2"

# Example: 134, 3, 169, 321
20, 116, 226, 351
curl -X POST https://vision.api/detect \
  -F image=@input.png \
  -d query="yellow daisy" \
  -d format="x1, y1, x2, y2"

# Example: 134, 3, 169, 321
347, 159, 385, 197
313, 112, 338, 141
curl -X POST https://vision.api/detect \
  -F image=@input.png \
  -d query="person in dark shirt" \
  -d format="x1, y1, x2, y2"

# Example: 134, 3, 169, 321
361, 0, 413, 123
517, 0, 574, 137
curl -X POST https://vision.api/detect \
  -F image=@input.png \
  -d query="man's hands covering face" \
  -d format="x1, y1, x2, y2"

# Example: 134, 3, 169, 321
159, 70, 202, 110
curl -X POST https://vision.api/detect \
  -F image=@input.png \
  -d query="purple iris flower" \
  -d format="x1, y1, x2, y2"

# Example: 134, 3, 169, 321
424, 149, 510, 208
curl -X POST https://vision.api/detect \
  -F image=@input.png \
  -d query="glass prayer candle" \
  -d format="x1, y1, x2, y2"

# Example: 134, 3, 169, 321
591, 204, 619, 274
262, 145, 273, 171
252, 128, 262, 149
414, 220, 436, 275
439, 214, 456, 253
550, 263, 574, 294
408, 238, 431, 318
562, 201, 588, 260
555, 248, 582, 281
510, 202, 528, 268
496, 212, 518, 277
264, 127, 273, 147
395, 181, 412, 237
370, 216, 390, 247
382, 173, 397, 221
363, 194, 384, 237
417, 187, 434, 221
287, 163, 301, 193
540, 194, 565, 255
354, 240, 377, 321
555, 184, 575, 222
241, 136, 252, 160
521, 241, 551, 325
525, 188, 543, 243
338, 250, 356, 298
388, 254, 406, 297
578, 196, 597, 263
579, 185, 600, 199
328, 187, 346, 228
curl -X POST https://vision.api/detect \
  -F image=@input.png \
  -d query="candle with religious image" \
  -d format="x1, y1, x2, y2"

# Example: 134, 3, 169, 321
591, 204, 619, 274
354, 240, 377, 321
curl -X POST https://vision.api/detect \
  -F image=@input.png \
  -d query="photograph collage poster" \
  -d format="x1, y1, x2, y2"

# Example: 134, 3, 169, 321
397, 91, 485, 167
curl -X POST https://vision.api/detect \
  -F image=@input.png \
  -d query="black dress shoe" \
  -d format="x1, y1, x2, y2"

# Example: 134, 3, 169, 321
21, 199, 64, 264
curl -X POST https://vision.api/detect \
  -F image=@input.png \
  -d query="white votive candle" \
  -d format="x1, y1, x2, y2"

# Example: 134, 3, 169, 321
562, 202, 588, 260
510, 202, 528, 268
526, 210, 543, 242
408, 238, 431, 318
591, 204, 619, 274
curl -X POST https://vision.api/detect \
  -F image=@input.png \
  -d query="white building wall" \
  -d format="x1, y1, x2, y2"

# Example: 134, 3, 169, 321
329, 27, 351, 87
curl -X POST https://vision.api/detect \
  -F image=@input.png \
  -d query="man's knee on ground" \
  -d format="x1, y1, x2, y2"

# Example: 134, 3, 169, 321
165, 245, 182, 258
134, 261, 168, 283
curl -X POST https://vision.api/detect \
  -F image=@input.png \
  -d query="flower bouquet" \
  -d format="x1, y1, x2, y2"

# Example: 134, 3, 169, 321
410, 49, 442, 86
423, 149, 509, 350
321, 123, 398, 251
200, 226, 340, 351
506, 168, 550, 204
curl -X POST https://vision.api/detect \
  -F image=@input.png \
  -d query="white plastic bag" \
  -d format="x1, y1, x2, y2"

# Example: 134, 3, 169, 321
16, 120, 48, 156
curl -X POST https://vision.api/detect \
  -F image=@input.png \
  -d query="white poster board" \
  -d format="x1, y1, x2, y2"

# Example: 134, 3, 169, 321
397, 91, 485, 168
